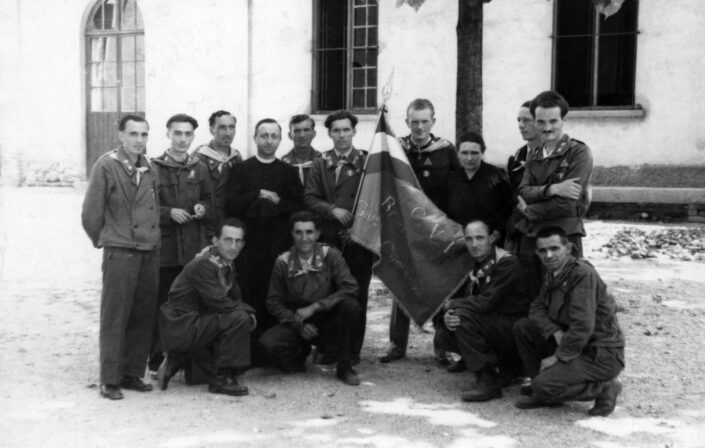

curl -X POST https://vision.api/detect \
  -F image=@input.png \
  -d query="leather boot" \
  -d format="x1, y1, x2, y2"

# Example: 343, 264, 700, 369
158, 352, 185, 391
208, 370, 249, 396
588, 379, 622, 416
460, 367, 502, 402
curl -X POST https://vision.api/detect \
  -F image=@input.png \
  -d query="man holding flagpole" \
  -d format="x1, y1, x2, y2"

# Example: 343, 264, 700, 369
305, 110, 373, 362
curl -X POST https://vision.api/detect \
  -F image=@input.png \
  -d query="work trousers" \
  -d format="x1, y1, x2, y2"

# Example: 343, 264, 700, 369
161, 308, 252, 379
148, 265, 182, 371
341, 242, 373, 357
513, 317, 624, 404
100, 247, 159, 384
434, 311, 521, 373
258, 297, 362, 371
518, 234, 583, 301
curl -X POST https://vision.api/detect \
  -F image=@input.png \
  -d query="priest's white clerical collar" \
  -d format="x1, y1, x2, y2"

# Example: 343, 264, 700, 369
255, 154, 276, 164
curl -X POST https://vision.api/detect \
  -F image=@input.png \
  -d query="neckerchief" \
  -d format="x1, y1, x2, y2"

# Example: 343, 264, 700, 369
282, 147, 318, 184
286, 244, 329, 278
195, 144, 240, 173
205, 245, 236, 291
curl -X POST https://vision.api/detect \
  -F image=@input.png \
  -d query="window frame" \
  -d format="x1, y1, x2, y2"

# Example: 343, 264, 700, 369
551, 0, 640, 111
311, 0, 379, 115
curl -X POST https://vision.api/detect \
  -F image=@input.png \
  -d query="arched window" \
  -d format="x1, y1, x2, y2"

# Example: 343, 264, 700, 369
84, 0, 145, 172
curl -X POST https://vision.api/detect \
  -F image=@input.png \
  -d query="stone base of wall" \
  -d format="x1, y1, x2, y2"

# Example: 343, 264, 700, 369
21, 161, 84, 187
592, 165, 705, 188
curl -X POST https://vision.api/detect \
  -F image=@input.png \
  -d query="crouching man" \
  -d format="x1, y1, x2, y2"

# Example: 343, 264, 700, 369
434, 219, 530, 402
158, 218, 256, 396
513, 226, 625, 416
258, 211, 362, 385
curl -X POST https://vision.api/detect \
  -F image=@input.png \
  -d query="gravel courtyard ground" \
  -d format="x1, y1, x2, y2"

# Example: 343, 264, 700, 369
1, 186, 704, 448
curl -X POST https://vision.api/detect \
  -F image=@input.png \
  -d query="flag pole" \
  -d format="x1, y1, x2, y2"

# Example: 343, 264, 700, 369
350, 68, 395, 219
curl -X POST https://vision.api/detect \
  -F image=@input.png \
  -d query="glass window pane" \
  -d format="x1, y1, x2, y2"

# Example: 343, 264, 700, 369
352, 89, 365, 109
367, 68, 377, 86
90, 88, 103, 112
353, 68, 365, 87
103, 87, 118, 112
103, 62, 118, 87
368, 27, 377, 47
366, 48, 377, 66
136, 61, 145, 87
121, 36, 135, 61
597, 34, 636, 106
92, 4, 104, 29
135, 4, 144, 29
121, 0, 136, 30
90, 63, 104, 87
354, 6, 366, 26
369, 4, 378, 26
554, 36, 592, 107
122, 61, 135, 86
366, 88, 376, 109
136, 87, 145, 111
353, 49, 366, 68
599, 0, 638, 35
317, 1, 347, 48
122, 87, 136, 112
354, 29, 365, 47
91, 37, 117, 62
136, 35, 145, 60
316, 49, 346, 111
556, 0, 593, 37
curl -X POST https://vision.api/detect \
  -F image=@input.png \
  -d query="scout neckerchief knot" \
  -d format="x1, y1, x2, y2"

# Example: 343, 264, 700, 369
196, 145, 240, 173
208, 249, 234, 290
286, 245, 328, 278
468, 247, 499, 294
288, 159, 315, 185
335, 155, 348, 183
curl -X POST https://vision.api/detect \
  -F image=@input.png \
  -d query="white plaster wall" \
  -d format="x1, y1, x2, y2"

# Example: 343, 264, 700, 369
484, 0, 705, 167
249, 0, 313, 158
141, 0, 250, 158
0, 0, 88, 173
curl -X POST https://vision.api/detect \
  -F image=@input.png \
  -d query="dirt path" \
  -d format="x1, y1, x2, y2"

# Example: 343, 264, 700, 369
1, 187, 704, 448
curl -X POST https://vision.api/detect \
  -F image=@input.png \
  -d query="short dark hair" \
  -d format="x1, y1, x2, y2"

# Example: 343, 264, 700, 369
464, 219, 496, 236
118, 114, 148, 131
215, 217, 246, 238
253, 118, 282, 137
209, 110, 236, 127
406, 98, 435, 117
521, 100, 532, 109
166, 113, 198, 130
457, 131, 486, 153
324, 110, 358, 130
530, 91, 570, 118
288, 210, 321, 231
535, 226, 569, 245
289, 114, 315, 130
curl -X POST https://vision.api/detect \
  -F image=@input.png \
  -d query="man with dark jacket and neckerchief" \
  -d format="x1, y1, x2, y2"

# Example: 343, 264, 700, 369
305, 110, 372, 362
513, 226, 624, 416
515, 90, 593, 299
435, 219, 530, 402
158, 218, 256, 396
381, 98, 460, 364
258, 211, 361, 385
225, 118, 304, 337
281, 114, 321, 186
148, 113, 212, 373
192, 110, 243, 238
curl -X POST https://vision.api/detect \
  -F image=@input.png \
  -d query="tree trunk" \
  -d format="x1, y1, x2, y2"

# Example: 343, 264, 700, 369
456, 0, 483, 138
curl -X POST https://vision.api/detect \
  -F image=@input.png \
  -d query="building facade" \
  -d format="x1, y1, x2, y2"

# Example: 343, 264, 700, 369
0, 0, 703, 186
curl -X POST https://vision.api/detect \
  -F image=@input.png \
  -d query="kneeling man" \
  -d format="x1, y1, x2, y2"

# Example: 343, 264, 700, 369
259, 211, 361, 385
513, 226, 625, 416
435, 219, 530, 402
158, 218, 256, 396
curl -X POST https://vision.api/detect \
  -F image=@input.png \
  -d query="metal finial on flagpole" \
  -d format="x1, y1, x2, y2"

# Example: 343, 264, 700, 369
381, 68, 395, 106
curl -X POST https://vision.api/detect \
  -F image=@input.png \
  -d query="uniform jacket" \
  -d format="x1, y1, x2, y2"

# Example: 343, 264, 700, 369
530, 257, 625, 362
192, 141, 243, 235
304, 148, 366, 242
152, 151, 212, 267
82, 146, 160, 250
506, 144, 529, 240
399, 134, 459, 213
161, 246, 255, 348
266, 243, 358, 331
447, 247, 530, 318
281, 146, 322, 186
516, 134, 593, 236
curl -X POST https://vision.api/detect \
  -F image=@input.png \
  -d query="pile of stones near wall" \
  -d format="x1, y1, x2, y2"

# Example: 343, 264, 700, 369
22, 161, 83, 187
599, 227, 705, 262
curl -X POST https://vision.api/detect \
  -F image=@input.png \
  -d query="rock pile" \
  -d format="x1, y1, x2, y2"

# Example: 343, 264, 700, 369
599, 227, 705, 262
22, 161, 83, 187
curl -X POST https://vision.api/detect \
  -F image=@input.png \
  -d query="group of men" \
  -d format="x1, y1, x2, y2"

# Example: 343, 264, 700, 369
82, 91, 625, 417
